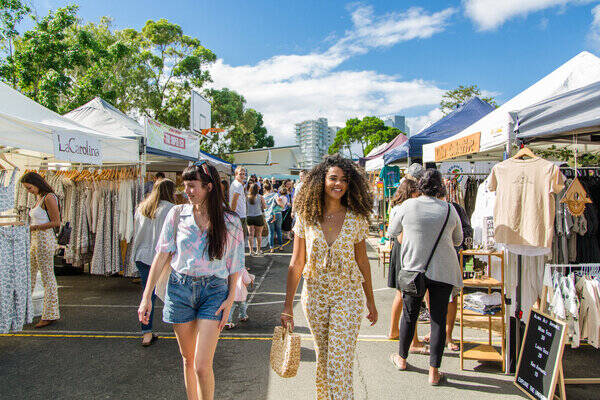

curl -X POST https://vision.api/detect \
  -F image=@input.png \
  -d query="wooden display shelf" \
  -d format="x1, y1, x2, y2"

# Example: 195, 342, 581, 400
462, 344, 503, 362
459, 249, 506, 373
462, 308, 503, 318
463, 276, 502, 287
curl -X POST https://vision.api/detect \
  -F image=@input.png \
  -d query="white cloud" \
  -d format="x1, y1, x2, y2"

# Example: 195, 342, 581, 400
407, 108, 445, 135
589, 4, 600, 48
208, 5, 456, 145
463, 0, 596, 31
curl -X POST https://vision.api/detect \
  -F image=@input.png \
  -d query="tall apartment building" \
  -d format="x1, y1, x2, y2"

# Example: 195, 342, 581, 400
384, 115, 410, 136
295, 118, 337, 169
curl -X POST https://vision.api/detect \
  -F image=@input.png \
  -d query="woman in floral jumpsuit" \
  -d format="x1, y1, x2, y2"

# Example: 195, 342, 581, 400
282, 154, 378, 399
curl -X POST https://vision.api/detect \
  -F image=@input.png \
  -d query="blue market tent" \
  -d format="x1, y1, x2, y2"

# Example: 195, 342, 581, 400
383, 97, 495, 165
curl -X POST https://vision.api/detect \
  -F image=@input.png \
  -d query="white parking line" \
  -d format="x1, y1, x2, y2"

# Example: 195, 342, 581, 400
246, 258, 273, 305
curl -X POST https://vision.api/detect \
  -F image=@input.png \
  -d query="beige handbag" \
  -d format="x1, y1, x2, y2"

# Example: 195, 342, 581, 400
270, 325, 301, 378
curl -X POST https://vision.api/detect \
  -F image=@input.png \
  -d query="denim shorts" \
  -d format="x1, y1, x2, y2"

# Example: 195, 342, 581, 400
162, 271, 229, 324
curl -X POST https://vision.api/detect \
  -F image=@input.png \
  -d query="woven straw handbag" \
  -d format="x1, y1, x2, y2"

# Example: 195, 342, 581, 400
270, 325, 301, 378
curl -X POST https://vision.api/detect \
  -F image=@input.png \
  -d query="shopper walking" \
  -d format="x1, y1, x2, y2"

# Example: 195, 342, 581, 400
138, 161, 244, 400
229, 166, 249, 245
387, 169, 463, 385
267, 186, 287, 252
224, 268, 255, 329
246, 183, 266, 255
282, 154, 377, 399
20, 172, 61, 328
131, 178, 175, 346
386, 178, 427, 354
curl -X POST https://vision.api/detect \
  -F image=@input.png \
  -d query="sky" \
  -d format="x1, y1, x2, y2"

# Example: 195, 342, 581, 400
29, 0, 600, 145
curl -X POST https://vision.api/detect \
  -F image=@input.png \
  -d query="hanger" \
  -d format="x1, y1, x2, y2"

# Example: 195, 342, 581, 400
511, 146, 537, 160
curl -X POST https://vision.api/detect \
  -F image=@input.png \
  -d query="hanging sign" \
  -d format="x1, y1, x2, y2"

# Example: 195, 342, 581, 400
560, 177, 592, 217
514, 310, 567, 400
145, 117, 200, 159
435, 132, 481, 162
53, 130, 102, 165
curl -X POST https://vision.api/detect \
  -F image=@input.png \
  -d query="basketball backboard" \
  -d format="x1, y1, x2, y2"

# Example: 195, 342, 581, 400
190, 90, 211, 134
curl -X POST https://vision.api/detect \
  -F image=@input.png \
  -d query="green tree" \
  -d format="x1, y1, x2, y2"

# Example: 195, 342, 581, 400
0, 0, 31, 86
329, 116, 404, 157
201, 88, 259, 158
251, 111, 274, 149
440, 84, 497, 115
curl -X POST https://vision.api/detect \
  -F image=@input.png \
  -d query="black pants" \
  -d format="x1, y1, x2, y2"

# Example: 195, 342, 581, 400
398, 277, 453, 368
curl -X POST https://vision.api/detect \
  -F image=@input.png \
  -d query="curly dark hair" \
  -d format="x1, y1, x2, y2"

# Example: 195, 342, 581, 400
418, 169, 446, 198
294, 154, 373, 226
391, 179, 419, 207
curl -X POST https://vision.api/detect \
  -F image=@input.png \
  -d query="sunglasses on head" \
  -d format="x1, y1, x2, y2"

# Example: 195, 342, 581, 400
192, 160, 212, 178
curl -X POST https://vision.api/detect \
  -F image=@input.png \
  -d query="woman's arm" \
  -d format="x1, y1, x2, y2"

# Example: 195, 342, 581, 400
275, 195, 286, 208
450, 208, 464, 246
355, 240, 378, 325
32, 195, 60, 231
387, 205, 404, 238
261, 196, 266, 211
281, 235, 306, 331
138, 251, 171, 324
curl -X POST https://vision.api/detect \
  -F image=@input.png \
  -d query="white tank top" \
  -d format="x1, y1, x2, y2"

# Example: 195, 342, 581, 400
29, 195, 55, 225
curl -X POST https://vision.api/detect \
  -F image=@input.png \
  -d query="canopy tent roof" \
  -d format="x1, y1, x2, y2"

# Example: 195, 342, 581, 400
359, 134, 408, 171
383, 97, 494, 165
422, 51, 600, 162
514, 80, 600, 145
0, 83, 139, 163
64, 97, 233, 174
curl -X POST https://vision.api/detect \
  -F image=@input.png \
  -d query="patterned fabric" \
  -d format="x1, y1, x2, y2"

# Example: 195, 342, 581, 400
301, 270, 364, 399
30, 229, 59, 321
0, 168, 17, 213
292, 212, 369, 283
155, 205, 245, 279
0, 225, 32, 333
549, 271, 580, 348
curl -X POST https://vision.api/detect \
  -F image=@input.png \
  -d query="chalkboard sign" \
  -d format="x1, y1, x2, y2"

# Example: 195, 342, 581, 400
514, 310, 567, 400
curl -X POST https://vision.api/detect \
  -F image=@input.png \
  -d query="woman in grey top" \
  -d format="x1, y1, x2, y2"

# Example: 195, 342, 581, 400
387, 169, 463, 385
131, 178, 175, 346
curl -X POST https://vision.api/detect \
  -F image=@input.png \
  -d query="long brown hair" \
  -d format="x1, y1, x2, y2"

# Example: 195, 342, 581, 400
220, 179, 230, 205
294, 154, 373, 226
391, 179, 419, 207
138, 178, 176, 219
247, 183, 259, 204
182, 163, 234, 260
20, 172, 54, 196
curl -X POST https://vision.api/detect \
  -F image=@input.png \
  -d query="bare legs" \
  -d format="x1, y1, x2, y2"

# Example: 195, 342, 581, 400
248, 225, 256, 253
255, 225, 264, 253
173, 319, 222, 400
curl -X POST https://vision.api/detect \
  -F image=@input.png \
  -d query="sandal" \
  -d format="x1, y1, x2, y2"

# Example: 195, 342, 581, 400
447, 341, 460, 351
142, 334, 158, 347
409, 345, 430, 355
429, 372, 446, 386
388, 353, 407, 371
239, 317, 249, 322
224, 323, 235, 330
34, 319, 56, 329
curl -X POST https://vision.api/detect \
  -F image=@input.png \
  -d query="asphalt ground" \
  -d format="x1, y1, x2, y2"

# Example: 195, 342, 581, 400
1, 240, 599, 399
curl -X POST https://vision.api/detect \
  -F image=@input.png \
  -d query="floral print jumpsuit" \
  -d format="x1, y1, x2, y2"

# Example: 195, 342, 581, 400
293, 212, 369, 400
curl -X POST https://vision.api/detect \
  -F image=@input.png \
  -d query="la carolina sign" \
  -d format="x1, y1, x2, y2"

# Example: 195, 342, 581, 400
53, 131, 103, 164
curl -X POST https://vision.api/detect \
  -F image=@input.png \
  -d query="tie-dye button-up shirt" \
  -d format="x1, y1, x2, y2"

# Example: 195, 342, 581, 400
155, 205, 245, 278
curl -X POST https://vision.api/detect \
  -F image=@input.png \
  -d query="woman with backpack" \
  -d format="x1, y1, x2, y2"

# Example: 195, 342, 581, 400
20, 172, 62, 328
137, 161, 244, 400
263, 182, 287, 252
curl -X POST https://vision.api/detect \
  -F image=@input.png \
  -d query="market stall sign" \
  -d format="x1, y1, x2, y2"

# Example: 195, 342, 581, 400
53, 130, 102, 165
514, 310, 567, 400
560, 177, 592, 217
435, 132, 481, 162
145, 117, 200, 159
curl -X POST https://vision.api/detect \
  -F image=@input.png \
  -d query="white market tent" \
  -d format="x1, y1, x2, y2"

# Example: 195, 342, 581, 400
64, 97, 233, 174
0, 82, 139, 164
422, 51, 600, 162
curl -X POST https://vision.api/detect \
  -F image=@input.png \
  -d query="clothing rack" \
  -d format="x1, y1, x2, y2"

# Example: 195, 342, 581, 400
538, 263, 600, 387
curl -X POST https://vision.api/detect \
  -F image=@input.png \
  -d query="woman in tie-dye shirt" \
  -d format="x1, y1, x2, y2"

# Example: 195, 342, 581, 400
138, 161, 244, 400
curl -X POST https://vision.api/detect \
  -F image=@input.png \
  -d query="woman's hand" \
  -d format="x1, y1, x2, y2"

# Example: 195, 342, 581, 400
216, 298, 235, 331
138, 296, 152, 325
366, 300, 378, 326
281, 306, 294, 332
